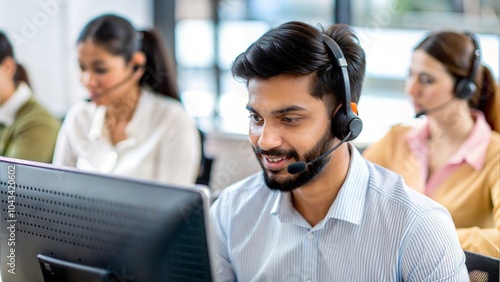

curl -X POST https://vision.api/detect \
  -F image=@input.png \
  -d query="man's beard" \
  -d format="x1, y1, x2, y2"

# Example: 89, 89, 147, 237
254, 127, 334, 192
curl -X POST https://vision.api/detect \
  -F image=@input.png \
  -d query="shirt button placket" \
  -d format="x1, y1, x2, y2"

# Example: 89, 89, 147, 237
303, 230, 317, 282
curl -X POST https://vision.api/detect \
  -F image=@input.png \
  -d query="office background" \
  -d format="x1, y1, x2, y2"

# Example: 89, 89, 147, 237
0, 0, 499, 189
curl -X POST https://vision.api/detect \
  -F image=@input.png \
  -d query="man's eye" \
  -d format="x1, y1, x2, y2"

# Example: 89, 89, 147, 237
281, 116, 301, 124
248, 114, 262, 122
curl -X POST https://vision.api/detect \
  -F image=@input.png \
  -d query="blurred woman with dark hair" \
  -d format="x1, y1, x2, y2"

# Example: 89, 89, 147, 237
52, 14, 201, 186
364, 31, 499, 257
0, 31, 61, 163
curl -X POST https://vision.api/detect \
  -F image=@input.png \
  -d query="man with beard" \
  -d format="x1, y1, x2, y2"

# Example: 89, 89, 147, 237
209, 22, 468, 281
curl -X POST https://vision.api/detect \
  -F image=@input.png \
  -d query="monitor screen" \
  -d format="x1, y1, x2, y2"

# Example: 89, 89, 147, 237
0, 157, 213, 282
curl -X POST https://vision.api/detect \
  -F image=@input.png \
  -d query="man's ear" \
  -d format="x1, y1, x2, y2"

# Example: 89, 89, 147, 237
331, 103, 342, 119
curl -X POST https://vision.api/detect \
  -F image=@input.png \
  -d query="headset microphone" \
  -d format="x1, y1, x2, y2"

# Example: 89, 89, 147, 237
414, 98, 455, 118
85, 64, 142, 102
287, 131, 352, 174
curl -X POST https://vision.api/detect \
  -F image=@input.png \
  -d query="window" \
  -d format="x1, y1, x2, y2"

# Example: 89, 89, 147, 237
175, 0, 499, 144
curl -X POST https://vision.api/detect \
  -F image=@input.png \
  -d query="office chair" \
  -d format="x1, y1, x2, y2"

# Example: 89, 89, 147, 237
464, 250, 499, 282
196, 129, 214, 187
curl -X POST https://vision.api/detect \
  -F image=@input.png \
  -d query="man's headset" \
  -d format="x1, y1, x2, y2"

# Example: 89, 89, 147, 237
286, 35, 363, 174
455, 32, 481, 100
321, 34, 363, 141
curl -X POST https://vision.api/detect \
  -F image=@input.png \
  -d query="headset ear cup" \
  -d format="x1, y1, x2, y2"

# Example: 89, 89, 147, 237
331, 111, 362, 141
346, 113, 363, 140
454, 32, 480, 101
331, 106, 363, 141
455, 78, 477, 100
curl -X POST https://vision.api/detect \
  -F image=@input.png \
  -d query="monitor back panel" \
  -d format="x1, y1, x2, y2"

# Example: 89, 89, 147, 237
0, 157, 213, 282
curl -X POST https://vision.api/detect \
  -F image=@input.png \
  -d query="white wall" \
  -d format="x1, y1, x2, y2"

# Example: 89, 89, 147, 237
0, 0, 153, 118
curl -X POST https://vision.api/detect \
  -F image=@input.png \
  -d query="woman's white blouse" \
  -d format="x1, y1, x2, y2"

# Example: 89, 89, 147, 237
53, 89, 201, 186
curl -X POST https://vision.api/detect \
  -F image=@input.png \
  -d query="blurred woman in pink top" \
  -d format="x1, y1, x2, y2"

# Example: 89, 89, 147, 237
363, 31, 499, 257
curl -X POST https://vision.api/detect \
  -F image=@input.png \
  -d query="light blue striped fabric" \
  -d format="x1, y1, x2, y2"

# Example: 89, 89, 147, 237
209, 145, 469, 282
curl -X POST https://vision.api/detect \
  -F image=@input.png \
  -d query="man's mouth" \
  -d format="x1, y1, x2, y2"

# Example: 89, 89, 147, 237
261, 155, 290, 171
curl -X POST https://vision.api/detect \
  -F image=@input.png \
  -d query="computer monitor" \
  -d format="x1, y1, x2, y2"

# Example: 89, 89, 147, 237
0, 157, 213, 281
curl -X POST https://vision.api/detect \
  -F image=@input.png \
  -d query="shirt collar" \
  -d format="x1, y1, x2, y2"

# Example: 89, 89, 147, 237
325, 144, 369, 225
270, 192, 296, 224
0, 82, 32, 126
270, 143, 370, 226
405, 110, 491, 171
405, 121, 429, 155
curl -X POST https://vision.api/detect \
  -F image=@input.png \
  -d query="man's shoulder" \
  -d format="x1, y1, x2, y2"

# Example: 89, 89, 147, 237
365, 161, 445, 217
366, 160, 468, 280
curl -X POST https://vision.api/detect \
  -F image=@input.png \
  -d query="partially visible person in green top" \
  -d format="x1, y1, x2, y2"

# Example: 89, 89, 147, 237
0, 31, 61, 163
